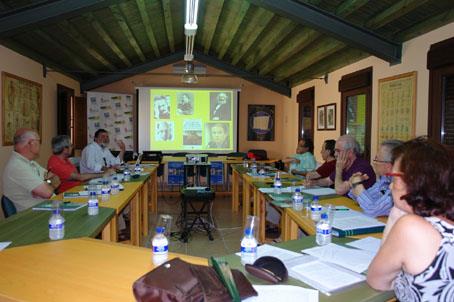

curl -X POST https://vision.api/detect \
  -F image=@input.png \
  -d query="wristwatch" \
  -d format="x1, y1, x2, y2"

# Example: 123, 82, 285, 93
46, 179, 52, 185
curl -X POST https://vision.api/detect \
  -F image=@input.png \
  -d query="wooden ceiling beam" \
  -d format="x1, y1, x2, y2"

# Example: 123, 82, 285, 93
34, 29, 98, 75
81, 51, 185, 91
110, 4, 146, 62
290, 48, 368, 86
244, 17, 295, 71
136, 0, 160, 57
274, 38, 345, 82
201, 0, 224, 54
0, 0, 122, 38
258, 29, 319, 76
59, 20, 116, 71
250, 0, 401, 64
395, 8, 454, 42
161, 0, 175, 53
366, 0, 430, 29
0, 38, 81, 81
230, 7, 274, 65
217, 0, 250, 60
85, 12, 132, 67
336, 0, 370, 17
194, 50, 291, 97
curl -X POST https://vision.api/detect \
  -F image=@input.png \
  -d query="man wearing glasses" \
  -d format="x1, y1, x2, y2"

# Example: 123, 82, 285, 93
307, 135, 376, 196
2, 128, 60, 211
348, 140, 403, 217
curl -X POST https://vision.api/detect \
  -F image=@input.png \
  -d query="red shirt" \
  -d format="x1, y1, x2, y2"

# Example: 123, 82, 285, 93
316, 160, 336, 178
47, 155, 80, 193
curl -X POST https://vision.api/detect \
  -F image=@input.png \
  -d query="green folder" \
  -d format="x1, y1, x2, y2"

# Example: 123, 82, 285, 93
210, 257, 241, 302
32, 201, 86, 211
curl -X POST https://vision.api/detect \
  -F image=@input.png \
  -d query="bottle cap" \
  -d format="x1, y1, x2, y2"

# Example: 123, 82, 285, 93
156, 226, 165, 233
90, 191, 96, 196
321, 213, 328, 219
295, 188, 301, 192
313, 195, 319, 201
244, 228, 254, 236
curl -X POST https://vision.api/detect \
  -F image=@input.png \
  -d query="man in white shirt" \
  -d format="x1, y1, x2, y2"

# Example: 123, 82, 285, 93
2, 128, 60, 211
80, 129, 126, 174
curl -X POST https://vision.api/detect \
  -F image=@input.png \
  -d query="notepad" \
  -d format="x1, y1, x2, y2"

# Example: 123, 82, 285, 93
301, 243, 375, 273
32, 201, 86, 211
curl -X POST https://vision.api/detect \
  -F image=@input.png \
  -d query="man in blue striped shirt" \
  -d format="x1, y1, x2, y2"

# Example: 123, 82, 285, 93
348, 140, 403, 217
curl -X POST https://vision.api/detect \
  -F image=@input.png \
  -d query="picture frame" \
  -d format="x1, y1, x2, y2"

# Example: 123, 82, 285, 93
325, 103, 336, 130
2, 72, 42, 145
247, 104, 275, 141
317, 105, 326, 130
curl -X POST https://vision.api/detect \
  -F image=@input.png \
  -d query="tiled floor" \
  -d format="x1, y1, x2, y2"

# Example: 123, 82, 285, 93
143, 194, 244, 258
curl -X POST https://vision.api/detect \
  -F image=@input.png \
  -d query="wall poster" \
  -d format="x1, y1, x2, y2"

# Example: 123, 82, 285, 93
2, 72, 42, 145
86, 91, 134, 150
247, 104, 275, 141
378, 71, 417, 144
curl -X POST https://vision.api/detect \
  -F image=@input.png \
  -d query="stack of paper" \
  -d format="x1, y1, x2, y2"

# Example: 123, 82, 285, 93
244, 285, 318, 302
301, 187, 336, 196
331, 209, 385, 237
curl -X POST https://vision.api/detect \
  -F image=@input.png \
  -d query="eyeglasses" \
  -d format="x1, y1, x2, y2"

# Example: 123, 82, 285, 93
373, 157, 391, 164
385, 172, 404, 178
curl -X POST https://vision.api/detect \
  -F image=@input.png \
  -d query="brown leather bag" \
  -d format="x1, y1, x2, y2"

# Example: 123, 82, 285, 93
132, 258, 257, 302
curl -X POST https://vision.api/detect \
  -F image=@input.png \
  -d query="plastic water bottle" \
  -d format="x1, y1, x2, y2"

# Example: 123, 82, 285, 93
310, 196, 322, 222
134, 163, 141, 173
240, 228, 258, 265
111, 177, 120, 195
101, 180, 110, 201
243, 159, 249, 168
273, 172, 282, 194
316, 213, 332, 245
123, 169, 131, 182
152, 226, 169, 266
292, 188, 304, 211
250, 159, 257, 175
87, 191, 99, 216
49, 208, 65, 240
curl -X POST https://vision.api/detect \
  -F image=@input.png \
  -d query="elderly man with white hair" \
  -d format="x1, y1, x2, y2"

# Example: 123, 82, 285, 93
307, 135, 376, 196
2, 128, 60, 211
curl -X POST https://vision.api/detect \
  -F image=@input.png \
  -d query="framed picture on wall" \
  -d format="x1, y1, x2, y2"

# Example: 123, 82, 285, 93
317, 105, 326, 130
325, 103, 336, 130
247, 104, 275, 141
2, 72, 42, 146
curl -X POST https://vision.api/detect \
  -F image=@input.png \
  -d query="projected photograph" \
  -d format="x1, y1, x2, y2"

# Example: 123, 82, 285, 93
210, 92, 231, 121
206, 123, 230, 148
153, 95, 170, 119
155, 121, 174, 141
183, 119, 202, 145
176, 92, 194, 115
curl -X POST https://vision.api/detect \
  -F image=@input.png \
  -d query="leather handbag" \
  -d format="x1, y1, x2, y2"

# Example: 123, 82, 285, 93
133, 258, 257, 302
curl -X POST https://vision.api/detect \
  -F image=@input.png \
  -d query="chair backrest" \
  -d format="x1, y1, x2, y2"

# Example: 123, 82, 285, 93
68, 156, 81, 168
226, 152, 247, 159
247, 149, 268, 160
1, 195, 17, 218
142, 151, 163, 163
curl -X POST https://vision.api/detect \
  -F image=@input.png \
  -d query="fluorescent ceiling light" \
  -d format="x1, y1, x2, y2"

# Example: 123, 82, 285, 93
185, 0, 199, 36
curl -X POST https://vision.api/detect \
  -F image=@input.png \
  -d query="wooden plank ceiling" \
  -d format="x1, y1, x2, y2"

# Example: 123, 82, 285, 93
0, 0, 453, 96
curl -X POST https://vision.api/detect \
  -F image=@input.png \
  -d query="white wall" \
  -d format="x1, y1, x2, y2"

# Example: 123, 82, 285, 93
287, 22, 454, 162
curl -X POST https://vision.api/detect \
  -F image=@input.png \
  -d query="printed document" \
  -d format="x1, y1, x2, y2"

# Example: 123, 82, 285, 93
244, 285, 318, 302
346, 237, 382, 253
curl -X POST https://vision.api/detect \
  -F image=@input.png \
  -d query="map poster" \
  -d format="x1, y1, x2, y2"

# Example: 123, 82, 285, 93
378, 71, 417, 145
2, 72, 42, 146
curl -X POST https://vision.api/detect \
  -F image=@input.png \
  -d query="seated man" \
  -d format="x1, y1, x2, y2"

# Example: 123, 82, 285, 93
348, 140, 403, 217
306, 139, 336, 180
47, 135, 113, 193
283, 138, 317, 176
80, 129, 125, 173
2, 128, 60, 211
307, 135, 376, 196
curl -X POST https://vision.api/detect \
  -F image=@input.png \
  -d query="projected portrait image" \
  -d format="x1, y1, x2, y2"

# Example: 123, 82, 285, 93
153, 95, 170, 119
155, 121, 174, 141
206, 123, 230, 149
210, 92, 231, 121
176, 92, 194, 115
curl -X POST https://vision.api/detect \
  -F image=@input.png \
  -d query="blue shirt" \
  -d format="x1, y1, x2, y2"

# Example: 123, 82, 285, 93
348, 175, 393, 217
289, 152, 317, 174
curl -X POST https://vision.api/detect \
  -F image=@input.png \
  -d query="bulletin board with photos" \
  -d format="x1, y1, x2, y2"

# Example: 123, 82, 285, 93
2, 72, 42, 146
86, 91, 134, 150
378, 71, 417, 144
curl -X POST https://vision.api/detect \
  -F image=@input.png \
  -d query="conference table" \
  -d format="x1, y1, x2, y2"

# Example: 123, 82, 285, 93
0, 203, 115, 248
53, 165, 158, 246
0, 238, 207, 302
0, 237, 394, 302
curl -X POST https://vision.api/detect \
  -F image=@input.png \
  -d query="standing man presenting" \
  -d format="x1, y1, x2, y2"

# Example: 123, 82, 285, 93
80, 129, 126, 173
2, 128, 60, 211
